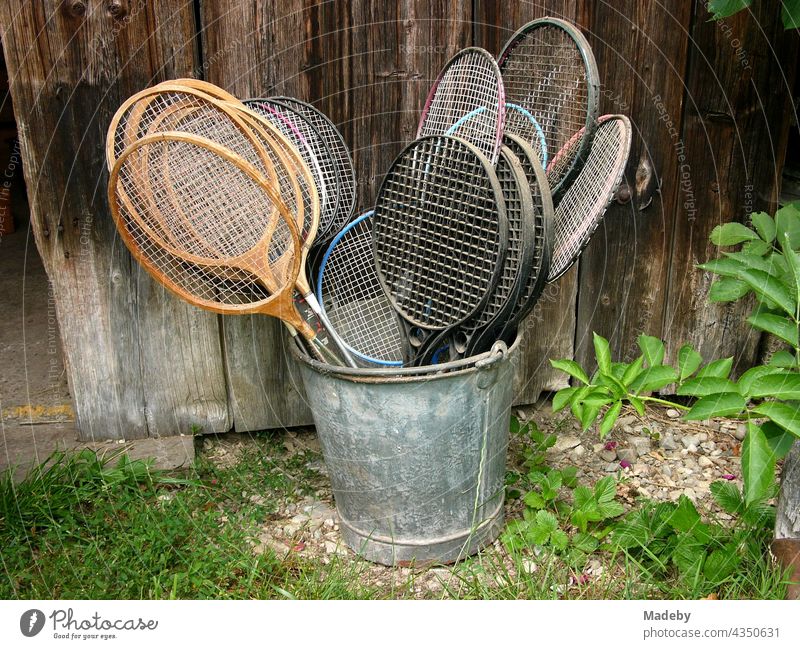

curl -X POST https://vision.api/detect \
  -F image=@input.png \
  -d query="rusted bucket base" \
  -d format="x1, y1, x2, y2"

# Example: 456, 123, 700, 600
339, 504, 504, 567
772, 538, 800, 600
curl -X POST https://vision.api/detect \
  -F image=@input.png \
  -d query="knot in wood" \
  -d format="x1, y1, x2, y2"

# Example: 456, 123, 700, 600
108, 1, 128, 19
66, 0, 87, 18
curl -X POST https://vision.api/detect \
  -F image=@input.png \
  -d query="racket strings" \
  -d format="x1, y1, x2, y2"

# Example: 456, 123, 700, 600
319, 216, 404, 363
501, 24, 594, 188
272, 97, 357, 235
550, 116, 631, 280
418, 49, 503, 163
374, 136, 504, 328
115, 137, 296, 290
244, 100, 338, 238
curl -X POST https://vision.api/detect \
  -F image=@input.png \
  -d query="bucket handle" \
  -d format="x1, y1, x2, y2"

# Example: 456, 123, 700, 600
475, 341, 507, 389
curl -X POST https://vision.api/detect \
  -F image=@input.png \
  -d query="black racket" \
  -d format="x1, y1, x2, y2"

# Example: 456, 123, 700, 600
372, 135, 508, 364
414, 143, 535, 365
547, 114, 633, 282
498, 17, 600, 199
490, 132, 555, 348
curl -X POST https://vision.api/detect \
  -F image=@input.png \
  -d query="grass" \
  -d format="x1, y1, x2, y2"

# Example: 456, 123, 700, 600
0, 429, 792, 600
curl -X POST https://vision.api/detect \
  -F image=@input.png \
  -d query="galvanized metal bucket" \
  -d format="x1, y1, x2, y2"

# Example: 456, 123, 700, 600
291, 333, 520, 566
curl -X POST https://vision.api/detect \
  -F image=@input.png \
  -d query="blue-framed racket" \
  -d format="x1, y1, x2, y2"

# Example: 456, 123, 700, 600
316, 210, 405, 367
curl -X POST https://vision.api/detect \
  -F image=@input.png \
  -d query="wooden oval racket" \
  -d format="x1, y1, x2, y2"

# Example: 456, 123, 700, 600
109, 131, 345, 365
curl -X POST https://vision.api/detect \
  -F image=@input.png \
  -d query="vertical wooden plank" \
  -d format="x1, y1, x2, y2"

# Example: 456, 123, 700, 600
473, 0, 582, 402
663, 3, 798, 376
0, 0, 231, 439
574, 1, 693, 369
200, 0, 472, 430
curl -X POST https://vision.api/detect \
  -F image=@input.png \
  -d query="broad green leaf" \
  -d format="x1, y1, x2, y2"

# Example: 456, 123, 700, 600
621, 355, 645, 386
704, 545, 742, 582
697, 256, 745, 278
678, 344, 703, 381
762, 420, 796, 459
774, 201, 800, 249
768, 351, 798, 369
553, 387, 579, 412
696, 357, 734, 379
737, 365, 783, 396
572, 532, 599, 553
572, 485, 593, 509
737, 268, 796, 316
751, 211, 776, 243
746, 312, 799, 347
594, 476, 617, 504
784, 0, 800, 29
597, 501, 626, 519
667, 495, 701, 532
579, 404, 601, 431
550, 529, 569, 551
638, 335, 665, 368
610, 362, 629, 381
597, 373, 627, 399
742, 239, 772, 256
676, 376, 738, 397
583, 388, 616, 408
751, 402, 800, 438
684, 392, 746, 420
724, 251, 779, 274
593, 333, 612, 375
710, 221, 759, 246
612, 521, 650, 548
629, 396, 645, 416
629, 365, 679, 393
535, 509, 558, 533
780, 235, 800, 300
741, 422, 776, 505
749, 372, 800, 399
707, 0, 751, 20
550, 359, 590, 385
561, 465, 579, 489
709, 480, 743, 515
709, 278, 750, 302
599, 400, 623, 438
523, 491, 545, 509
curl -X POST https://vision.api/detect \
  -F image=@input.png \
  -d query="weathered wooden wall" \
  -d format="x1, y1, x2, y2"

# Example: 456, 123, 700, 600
1, 0, 796, 440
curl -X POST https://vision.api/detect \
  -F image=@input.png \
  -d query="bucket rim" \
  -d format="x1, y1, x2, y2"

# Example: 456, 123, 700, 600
290, 330, 522, 382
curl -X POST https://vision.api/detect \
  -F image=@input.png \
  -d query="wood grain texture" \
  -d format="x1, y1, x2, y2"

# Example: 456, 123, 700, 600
474, 0, 581, 401
575, 1, 693, 369
0, 0, 231, 439
776, 441, 800, 539
663, 2, 798, 377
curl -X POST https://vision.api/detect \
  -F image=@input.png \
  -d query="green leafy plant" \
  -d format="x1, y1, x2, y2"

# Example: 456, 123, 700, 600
612, 479, 777, 596
550, 202, 800, 505
707, 0, 800, 30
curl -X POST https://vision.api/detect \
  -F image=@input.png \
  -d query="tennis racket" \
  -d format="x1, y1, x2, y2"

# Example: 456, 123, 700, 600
415, 143, 536, 364
242, 98, 340, 242
417, 47, 505, 165
547, 114, 633, 282
372, 135, 508, 364
316, 210, 405, 367
498, 17, 600, 198
109, 131, 345, 365
269, 96, 357, 239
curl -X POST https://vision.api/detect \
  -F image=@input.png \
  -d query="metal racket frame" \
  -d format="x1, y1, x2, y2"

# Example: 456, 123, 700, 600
372, 134, 508, 364
316, 210, 405, 367
269, 96, 357, 239
415, 143, 536, 365
417, 47, 506, 165
498, 16, 600, 199
547, 114, 633, 283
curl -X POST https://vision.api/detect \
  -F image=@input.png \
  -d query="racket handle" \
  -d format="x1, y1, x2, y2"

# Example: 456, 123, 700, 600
308, 333, 348, 366
302, 292, 358, 368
